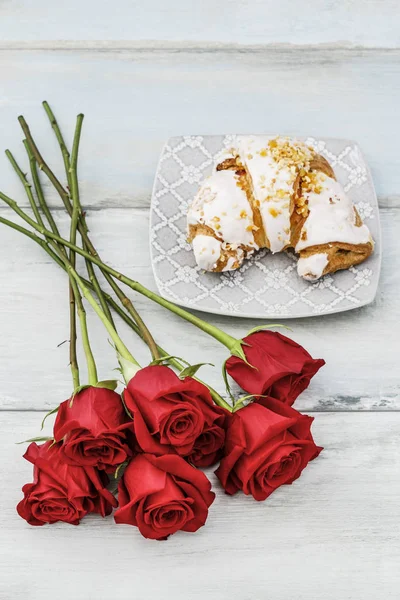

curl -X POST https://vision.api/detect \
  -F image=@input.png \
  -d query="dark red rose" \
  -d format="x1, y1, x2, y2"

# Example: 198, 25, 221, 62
17, 441, 117, 526
114, 453, 215, 540
215, 397, 322, 501
125, 365, 227, 458
226, 331, 325, 405
53, 386, 133, 472
187, 424, 226, 468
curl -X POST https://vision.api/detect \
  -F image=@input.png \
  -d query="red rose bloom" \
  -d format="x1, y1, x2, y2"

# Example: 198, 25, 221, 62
125, 365, 227, 459
215, 397, 322, 501
114, 453, 215, 540
226, 331, 325, 405
54, 386, 133, 472
17, 441, 117, 526
187, 424, 226, 468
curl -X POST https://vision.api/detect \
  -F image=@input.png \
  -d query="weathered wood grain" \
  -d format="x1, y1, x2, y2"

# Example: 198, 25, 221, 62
0, 49, 399, 210
0, 207, 397, 412
1, 410, 399, 600
0, 0, 399, 47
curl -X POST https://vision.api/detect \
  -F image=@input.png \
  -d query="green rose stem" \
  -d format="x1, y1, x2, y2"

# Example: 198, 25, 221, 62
0, 214, 232, 410
0, 192, 246, 360
40, 102, 114, 325
55, 245, 140, 368
67, 114, 84, 388
18, 112, 160, 362
22, 140, 114, 327
5, 145, 98, 388
68, 115, 98, 386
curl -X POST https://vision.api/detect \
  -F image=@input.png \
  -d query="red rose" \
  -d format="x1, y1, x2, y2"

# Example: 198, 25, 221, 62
226, 331, 325, 405
53, 386, 133, 472
215, 397, 322, 501
187, 424, 226, 468
125, 365, 227, 458
114, 453, 215, 540
17, 441, 117, 526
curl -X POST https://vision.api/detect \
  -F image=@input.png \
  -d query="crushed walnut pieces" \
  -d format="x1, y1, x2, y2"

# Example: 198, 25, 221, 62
267, 137, 315, 170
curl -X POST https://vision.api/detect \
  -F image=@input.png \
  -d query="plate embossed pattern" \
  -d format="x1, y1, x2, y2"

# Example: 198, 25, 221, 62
150, 135, 381, 319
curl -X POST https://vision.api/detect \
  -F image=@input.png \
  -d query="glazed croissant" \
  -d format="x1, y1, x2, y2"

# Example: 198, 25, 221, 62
187, 136, 374, 281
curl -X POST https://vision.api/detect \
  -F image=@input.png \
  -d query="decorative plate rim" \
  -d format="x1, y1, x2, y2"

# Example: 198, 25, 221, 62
149, 134, 382, 320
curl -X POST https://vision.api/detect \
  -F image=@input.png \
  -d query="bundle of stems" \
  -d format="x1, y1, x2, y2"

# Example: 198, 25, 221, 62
0, 103, 233, 411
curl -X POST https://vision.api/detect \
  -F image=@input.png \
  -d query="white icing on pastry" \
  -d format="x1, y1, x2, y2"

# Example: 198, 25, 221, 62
188, 170, 257, 249
235, 136, 314, 253
188, 136, 373, 276
297, 253, 329, 281
295, 174, 372, 252
192, 235, 221, 270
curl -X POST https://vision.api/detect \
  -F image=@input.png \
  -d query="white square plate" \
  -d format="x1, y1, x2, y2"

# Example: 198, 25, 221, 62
150, 135, 381, 319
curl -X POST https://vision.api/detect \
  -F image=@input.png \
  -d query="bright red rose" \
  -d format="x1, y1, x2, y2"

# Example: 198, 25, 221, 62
125, 365, 227, 459
114, 453, 215, 540
53, 386, 134, 472
215, 397, 322, 501
225, 331, 325, 405
187, 424, 226, 468
17, 441, 117, 526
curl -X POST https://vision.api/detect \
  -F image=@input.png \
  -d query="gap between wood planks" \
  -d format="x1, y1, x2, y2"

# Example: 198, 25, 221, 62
1, 41, 400, 52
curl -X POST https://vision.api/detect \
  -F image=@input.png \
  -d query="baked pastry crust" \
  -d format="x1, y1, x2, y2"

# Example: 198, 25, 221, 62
187, 136, 374, 280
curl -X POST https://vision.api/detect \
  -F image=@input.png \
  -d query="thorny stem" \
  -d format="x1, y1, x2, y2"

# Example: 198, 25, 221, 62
7, 144, 97, 388
68, 115, 98, 386
19, 112, 160, 360
0, 192, 239, 353
52, 245, 140, 367
0, 214, 232, 410
42, 101, 73, 191
41, 103, 114, 326
5, 150, 44, 227
5, 149, 78, 389
23, 138, 80, 386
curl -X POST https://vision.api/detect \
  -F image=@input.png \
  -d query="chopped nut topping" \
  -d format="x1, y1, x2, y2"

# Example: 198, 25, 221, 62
259, 148, 267, 157
247, 153, 253, 160
239, 210, 247, 219
269, 207, 281, 218
214, 224, 221, 230
301, 230, 307, 241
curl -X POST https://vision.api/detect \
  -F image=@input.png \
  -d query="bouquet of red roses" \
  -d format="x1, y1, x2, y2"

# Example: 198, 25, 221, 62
0, 104, 324, 540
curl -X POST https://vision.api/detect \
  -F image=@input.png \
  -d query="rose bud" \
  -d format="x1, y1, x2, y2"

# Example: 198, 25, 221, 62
124, 365, 227, 459
215, 397, 322, 501
114, 453, 215, 540
17, 441, 117, 526
54, 386, 134, 472
225, 330, 325, 405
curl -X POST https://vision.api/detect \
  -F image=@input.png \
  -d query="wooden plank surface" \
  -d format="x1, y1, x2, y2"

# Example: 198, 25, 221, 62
0, 49, 399, 210
0, 207, 398, 412
2, 410, 399, 600
0, 0, 399, 46
0, 4, 399, 596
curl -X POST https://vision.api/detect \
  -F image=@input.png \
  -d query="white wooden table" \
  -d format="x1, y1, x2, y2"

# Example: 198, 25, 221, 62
1, 3, 399, 598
